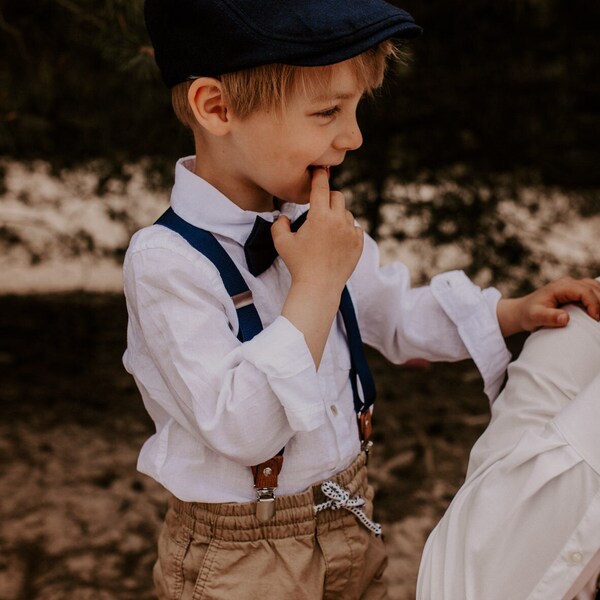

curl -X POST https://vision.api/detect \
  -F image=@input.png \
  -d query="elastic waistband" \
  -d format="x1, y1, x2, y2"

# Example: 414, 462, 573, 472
170, 452, 369, 542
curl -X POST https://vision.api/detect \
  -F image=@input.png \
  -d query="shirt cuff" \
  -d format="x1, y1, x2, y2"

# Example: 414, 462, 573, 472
240, 315, 326, 431
554, 373, 600, 476
430, 270, 512, 402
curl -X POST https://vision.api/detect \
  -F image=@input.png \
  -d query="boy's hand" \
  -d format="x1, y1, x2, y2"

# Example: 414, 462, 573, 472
273, 168, 363, 368
497, 277, 600, 337
272, 167, 363, 293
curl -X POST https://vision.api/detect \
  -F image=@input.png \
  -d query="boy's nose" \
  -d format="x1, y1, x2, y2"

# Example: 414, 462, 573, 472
334, 122, 363, 152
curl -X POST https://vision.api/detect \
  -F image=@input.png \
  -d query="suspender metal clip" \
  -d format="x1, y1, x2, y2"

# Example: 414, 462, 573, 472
361, 440, 374, 464
252, 455, 283, 523
362, 439, 374, 454
255, 487, 276, 522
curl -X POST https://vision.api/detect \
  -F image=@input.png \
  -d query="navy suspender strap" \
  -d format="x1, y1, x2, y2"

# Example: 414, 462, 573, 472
155, 207, 376, 425
154, 207, 376, 520
340, 286, 377, 445
288, 213, 376, 426
155, 208, 263, 343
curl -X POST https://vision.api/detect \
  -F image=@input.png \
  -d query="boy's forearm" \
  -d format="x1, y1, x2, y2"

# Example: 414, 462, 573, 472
282, 281, 343, 369
496, 297, 524, 337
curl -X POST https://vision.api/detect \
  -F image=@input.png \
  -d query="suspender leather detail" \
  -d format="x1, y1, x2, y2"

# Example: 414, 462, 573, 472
154, 207, 377, 519
358, 409, 373, 443
251, 455, 284, 489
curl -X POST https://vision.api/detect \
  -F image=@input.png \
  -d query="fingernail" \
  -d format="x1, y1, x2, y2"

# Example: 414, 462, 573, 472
557, 313, 568, 326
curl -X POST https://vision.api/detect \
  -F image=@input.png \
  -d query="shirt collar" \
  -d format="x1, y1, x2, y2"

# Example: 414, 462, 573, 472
170, 156, 307, 245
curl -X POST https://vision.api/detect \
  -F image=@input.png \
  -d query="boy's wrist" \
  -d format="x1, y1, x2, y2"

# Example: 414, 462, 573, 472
289, 278, 345, 307
282, 279, 347, 369
497, 297, 525, 337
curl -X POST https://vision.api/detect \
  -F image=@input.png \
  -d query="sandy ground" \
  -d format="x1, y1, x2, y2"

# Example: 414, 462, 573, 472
0, 293, 525, 599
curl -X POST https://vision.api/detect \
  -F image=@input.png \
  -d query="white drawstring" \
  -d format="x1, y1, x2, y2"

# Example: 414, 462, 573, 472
313, 480, 382, 537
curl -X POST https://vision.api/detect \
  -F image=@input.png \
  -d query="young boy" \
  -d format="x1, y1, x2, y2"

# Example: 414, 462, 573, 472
124, 1, 600, 597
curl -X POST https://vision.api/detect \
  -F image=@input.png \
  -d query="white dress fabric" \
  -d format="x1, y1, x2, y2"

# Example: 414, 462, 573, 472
417, 304, 600, 600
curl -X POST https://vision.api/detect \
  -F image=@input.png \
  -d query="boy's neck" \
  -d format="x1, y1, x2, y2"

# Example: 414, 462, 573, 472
193, 144, 276, 213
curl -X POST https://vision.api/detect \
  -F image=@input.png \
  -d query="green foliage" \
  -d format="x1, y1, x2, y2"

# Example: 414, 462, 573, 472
389, 0, 600, 187
0, 0, 190, 180
1, 0, 598, 282
338, 0, 600, 234
331, 0, 600, 285
2, 0, 599, 190
396, 174, 540, 290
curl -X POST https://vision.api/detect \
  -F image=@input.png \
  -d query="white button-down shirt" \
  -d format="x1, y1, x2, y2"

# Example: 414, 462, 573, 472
417, 304, 600, 600
122, 156, 510, 503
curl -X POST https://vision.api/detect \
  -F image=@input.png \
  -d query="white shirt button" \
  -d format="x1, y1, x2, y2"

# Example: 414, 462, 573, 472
568, 551, 583, 565
330, 404, 338, 416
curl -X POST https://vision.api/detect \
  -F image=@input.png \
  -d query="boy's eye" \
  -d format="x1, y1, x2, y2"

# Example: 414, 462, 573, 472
315, 106, 341, 118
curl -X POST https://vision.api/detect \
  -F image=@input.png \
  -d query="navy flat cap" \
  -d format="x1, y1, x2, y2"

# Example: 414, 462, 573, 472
145, 0, 422, 88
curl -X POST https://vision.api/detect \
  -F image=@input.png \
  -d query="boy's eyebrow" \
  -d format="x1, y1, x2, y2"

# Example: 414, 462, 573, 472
310, 91, 361, 103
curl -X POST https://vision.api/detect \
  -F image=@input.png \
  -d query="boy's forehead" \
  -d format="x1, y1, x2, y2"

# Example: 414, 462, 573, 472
301, 63, 366, 103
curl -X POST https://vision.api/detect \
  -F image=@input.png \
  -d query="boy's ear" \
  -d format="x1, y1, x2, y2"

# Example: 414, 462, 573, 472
188, 77, 231, 136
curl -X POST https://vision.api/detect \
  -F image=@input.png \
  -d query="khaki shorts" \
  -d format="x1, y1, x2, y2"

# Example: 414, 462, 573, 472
153, 452, 389, 600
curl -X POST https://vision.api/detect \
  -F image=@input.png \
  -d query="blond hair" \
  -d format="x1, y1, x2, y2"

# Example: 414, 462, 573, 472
172, 40, 403, 129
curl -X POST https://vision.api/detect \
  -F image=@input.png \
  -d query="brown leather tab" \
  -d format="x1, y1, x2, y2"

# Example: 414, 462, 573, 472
251, 455, 284, 489
358, 411, 373, 442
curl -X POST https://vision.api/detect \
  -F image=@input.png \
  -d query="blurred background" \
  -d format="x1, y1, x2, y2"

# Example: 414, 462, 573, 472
0, 1, 598, 599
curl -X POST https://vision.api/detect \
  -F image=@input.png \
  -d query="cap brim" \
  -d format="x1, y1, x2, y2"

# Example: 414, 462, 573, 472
285, 20, 422, 67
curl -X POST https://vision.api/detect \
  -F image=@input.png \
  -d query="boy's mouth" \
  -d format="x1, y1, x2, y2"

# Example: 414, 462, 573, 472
308, 165, 331, 179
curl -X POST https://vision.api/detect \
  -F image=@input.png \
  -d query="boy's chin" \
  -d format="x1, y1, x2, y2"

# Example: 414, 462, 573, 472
276, 190, 311, 206
272, 177, 313, 205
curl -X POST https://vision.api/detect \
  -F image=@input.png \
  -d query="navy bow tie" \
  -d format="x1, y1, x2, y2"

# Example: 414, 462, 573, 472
244, 212, 308, 276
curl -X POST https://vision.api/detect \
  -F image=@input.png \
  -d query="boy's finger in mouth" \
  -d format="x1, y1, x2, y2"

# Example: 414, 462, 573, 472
308, 165, 331, 179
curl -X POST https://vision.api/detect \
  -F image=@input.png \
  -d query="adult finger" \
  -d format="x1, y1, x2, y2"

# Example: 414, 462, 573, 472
309, 167, 331, 212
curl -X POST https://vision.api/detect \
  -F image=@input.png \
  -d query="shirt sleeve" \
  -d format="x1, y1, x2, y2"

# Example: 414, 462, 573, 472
348, 232, 511, 401
123, 231, 326, 467
417, 305, 600, 600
